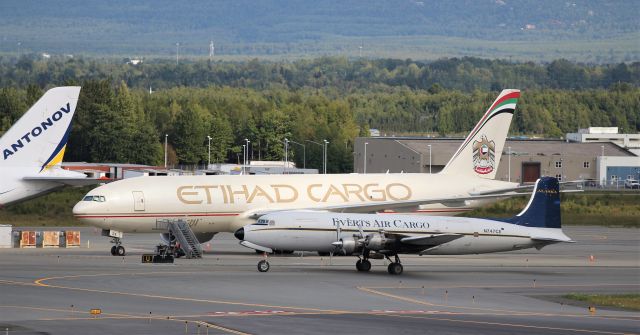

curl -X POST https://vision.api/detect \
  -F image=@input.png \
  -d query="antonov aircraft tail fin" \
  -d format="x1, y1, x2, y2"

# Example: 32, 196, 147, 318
508, 177, 561, 229
441, 89, 519, 179
0, 87, 81, 171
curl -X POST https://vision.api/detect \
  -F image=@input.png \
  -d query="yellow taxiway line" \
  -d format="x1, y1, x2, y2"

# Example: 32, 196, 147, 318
33, 271, 350, 314
0, 271, 634, 335
357, 285, 640, 323
0, 304, 250, 335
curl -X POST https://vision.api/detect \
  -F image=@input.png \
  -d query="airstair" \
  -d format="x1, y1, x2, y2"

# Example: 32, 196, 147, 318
155, 219, 203, 259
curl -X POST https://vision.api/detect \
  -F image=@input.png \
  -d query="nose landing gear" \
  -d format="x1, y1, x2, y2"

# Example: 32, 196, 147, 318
103, 229, 125, 256
257, 259, 270, 272
110, 244, 125, 256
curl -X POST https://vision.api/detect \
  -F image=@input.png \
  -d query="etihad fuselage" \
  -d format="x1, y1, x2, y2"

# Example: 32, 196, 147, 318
73, 173, 517, 233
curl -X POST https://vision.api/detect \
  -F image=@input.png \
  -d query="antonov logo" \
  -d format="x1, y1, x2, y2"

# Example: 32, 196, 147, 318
472, 135, 496, 175
2, 103, 72, 160
177, 183, 412, 205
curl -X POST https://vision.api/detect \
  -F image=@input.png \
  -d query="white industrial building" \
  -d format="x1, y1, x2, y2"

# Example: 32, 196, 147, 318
566, 127, 640, 156
0, 225, 12, 248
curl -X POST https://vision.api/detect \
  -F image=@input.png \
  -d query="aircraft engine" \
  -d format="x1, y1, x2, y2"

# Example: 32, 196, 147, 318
160, 233, 176, 245
337, 236, 360, 255
194, 232, 216, 244
160, 232, 216, 245
364, 233, 389, 250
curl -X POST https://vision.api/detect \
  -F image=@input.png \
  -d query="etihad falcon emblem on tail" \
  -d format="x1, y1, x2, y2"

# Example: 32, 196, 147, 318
472, 135, 495, 174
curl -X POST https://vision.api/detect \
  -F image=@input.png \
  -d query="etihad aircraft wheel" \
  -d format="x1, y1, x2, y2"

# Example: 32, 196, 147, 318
387, 262, 403, 275
110, 246, 117, 256
116, 245, 126, 256
257, 260, 270, 272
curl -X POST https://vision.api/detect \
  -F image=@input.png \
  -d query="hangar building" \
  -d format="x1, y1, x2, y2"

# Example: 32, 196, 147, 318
354, 136, 639, 186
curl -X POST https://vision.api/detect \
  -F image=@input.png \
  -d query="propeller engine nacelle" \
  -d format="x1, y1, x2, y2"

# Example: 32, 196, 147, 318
364, 233, 390, 251
333, 233, 391, 255
334, 236, 361, 255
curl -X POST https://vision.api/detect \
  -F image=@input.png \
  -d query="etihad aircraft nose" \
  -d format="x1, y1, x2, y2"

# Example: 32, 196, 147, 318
73, 193, 107, 217
234, 228, 244, 240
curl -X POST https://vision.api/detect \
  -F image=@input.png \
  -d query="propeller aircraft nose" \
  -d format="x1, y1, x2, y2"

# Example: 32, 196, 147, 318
234, 228, 244, 240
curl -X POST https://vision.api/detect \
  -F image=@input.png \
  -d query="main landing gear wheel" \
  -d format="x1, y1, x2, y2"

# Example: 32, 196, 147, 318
356, 259, 371, 272
109, 235, 125, 256
387, 262, 403, 275
115, 245, 126, 256
257, 260, 270, 272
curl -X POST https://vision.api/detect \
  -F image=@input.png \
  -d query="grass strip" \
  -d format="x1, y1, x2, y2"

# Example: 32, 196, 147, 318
563, 293, 640, 311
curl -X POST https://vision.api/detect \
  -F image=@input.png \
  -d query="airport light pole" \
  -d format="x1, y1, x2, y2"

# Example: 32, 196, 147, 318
284, 138, 289, 172
508, 146, 511, 182
428, 144, 432, 174
207, 135, 212, 169
289, 140, 306, 169
600, 145, 605, 187
323, 139, 329, 174
164, 134, 168, 168
364, 142, 368, 174
244, 138, 250, 174
242, 144, 246, 175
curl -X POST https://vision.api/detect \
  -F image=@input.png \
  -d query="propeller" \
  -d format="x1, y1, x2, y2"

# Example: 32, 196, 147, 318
331, 223, 343, 252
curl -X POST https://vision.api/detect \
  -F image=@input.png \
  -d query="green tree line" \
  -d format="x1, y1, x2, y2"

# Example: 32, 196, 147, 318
1, 56, 638, 92
0, 56, 638, 173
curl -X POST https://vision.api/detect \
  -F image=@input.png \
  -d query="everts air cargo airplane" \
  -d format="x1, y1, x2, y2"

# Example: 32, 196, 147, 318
236, 177, 574, 274
74, 89, 523, 256
0, 86, 97, 207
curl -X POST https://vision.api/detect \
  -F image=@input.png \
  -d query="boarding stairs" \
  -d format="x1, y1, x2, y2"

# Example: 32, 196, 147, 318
156, 219, 203, 259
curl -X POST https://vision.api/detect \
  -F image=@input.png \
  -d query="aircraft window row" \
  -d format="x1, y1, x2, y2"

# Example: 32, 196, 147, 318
83, 195, 106, 202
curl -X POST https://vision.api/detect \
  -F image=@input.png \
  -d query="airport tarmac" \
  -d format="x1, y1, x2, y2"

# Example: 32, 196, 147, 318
0, 225, 638, 335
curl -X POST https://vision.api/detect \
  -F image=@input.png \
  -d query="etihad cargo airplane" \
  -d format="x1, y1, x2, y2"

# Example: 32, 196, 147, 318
74, 89, 523, 256
0, 86, 98, 207
236, 177, 574, 274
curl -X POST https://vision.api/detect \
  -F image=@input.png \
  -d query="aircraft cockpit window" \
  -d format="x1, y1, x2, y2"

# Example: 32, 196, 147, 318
83, 195, 106, 202
253, 219, 268, 226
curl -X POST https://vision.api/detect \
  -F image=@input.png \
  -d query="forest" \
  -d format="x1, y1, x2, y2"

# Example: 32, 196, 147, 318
0, 56, 638, 173
1, 1, 638, 62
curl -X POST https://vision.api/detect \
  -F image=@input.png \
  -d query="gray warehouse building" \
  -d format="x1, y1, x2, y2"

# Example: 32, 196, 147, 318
354, 137, 640, 185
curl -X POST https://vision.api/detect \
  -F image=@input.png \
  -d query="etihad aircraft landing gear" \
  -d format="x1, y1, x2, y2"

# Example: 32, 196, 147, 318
386, 255, 403, 275
103, 229, 125, 256
110, 245, 125, 256
110, 238, 125, 256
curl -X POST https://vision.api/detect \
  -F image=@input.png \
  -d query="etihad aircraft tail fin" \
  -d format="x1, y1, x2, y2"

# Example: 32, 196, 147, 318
441, 89, 519, 179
